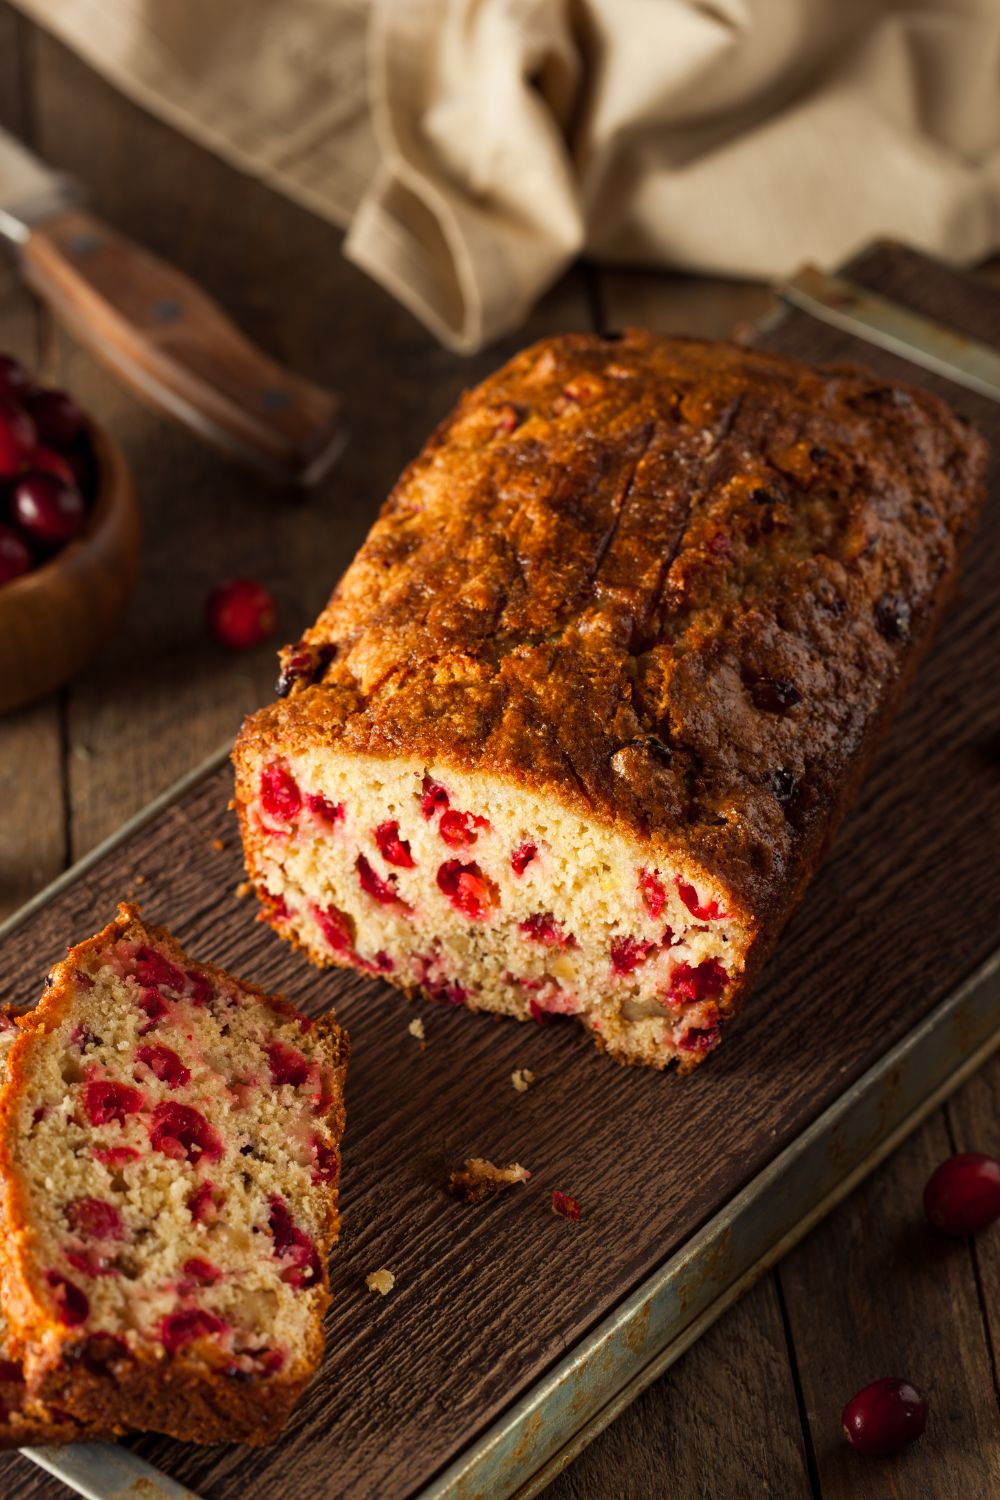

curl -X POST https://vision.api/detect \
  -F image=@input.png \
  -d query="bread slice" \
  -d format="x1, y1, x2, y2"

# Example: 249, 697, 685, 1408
233, 331, 986, 1070
0, 904, 348, 1446
0, 1009, 115, 1449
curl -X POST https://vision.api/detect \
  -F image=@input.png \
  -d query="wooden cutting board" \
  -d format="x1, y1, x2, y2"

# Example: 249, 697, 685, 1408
1, 244, 998, 1500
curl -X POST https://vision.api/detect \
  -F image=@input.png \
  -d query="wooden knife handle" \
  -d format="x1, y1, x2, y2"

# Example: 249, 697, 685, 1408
20, 209, 344, 486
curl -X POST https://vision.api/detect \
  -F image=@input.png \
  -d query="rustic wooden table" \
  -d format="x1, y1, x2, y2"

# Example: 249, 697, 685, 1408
0, 10, 996, 1498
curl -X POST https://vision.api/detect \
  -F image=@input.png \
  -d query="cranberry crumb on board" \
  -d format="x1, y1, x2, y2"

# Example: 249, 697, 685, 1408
233, 331, 987, 1071
0, 903, 348, 1447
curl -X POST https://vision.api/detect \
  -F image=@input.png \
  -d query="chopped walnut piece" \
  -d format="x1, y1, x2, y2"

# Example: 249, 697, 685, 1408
511, 1068, 536, 1093
365, 1268, 396, 1295
446, 1157, 530, 1204
408, 1018, 426, 1041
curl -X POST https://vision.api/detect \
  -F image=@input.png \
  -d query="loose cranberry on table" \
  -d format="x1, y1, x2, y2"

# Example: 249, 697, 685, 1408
841, 1377, 927, 1457
206, 578, 277, 650
923, 1152, 1000, 1236
10, 473, 87, 548
26, 389, 87, 449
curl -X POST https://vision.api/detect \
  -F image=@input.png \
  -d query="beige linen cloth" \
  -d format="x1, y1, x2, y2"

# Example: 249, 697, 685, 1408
12, 0, 1000, 351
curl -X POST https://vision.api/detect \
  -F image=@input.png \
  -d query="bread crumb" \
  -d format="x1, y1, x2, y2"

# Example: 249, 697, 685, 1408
408, 1018, 425, 1041
212, 838, 225, 852
446, 1157, 530, 1204
133, 874, 146, 886
511, 1068, 535, 1092
235, 881, 253, 900
366, 1268, 395, 1295
71, 743, 92, 762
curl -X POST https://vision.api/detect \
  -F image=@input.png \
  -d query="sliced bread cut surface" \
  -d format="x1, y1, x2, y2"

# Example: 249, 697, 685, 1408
0, 904, 348, 1446
0, 1009, 114, 1449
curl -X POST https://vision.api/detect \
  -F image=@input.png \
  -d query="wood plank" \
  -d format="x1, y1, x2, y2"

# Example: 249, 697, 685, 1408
546, 1278, 814, 1500
0, 3, 64, 925
779, 1110, 1000, 1498
946, 1052, 1000, 1406
0, 0, 29, 134
0, 691, 66, 924
26, 28, 592, 861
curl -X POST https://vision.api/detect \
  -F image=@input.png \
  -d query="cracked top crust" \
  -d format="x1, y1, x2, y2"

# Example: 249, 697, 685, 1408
237, 331, 987, 935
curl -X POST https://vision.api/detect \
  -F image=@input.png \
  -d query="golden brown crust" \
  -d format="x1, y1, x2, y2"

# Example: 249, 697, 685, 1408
234, 332, 988, 1035
26, 1338, 316, 1446
0, 904, 348, 1446
0, 1376, 114, 1450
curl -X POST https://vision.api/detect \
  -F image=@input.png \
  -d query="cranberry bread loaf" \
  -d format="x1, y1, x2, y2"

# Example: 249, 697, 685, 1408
0, 1009, 112, 1449
0, 904, 348, 1445
233, 332, 987, 1070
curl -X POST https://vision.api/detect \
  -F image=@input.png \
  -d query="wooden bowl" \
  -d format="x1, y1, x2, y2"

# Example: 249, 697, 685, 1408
0, 425, 140, 714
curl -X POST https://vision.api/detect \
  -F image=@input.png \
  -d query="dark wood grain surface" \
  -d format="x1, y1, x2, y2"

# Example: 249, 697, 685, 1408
0, 14, 997, 1499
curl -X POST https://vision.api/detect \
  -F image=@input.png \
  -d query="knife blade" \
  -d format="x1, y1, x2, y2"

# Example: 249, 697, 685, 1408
22, 1441, 204, 1500
0, 125, 344, 486
777, 262, 1000, 403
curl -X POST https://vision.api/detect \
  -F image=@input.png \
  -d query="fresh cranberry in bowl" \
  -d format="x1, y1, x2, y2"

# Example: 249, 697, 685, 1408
0, 349, 139, 714
32, 445, 78, 487
0, 525, 31, 585
10, 473, 87, 548
0, 397, 36, 477
26, 389, 87, 449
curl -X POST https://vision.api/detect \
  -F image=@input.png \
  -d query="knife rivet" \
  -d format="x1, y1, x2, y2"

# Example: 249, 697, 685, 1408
151, 299, 183, 324
262, 388, 291, 412
68, 233, 100, 257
